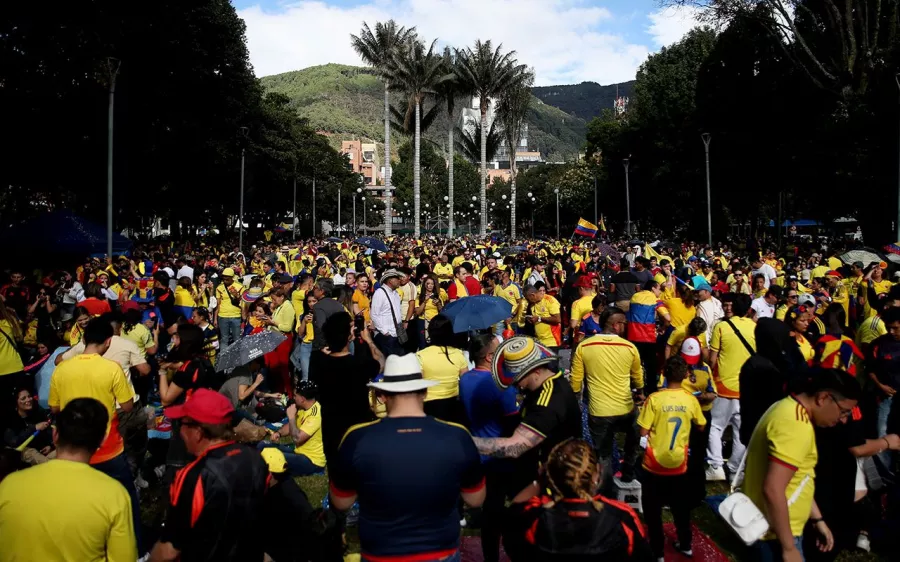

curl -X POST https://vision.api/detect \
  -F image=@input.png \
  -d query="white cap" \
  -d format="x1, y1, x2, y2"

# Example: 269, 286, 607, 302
680, 337, 702, 365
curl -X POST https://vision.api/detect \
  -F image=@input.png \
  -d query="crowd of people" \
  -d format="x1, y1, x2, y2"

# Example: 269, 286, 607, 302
0, 233, 899, 561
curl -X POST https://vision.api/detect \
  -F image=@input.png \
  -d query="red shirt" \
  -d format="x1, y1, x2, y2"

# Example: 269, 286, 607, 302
464, 277, 482, 296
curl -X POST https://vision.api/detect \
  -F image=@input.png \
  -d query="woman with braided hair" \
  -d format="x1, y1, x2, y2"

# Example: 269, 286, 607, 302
503, 438, 653, 561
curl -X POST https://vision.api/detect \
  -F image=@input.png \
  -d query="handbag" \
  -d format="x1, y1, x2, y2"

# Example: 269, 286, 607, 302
718, 405, 810, 545
381, 287, 408, 345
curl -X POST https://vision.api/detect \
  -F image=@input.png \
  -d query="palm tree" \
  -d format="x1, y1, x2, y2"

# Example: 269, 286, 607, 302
455, 121, 502, 165
388, 37, 450, 237
350, 20, 416, 237
432, 47, 467, 237
497, 70, 534, 239
455, 40, 527, 235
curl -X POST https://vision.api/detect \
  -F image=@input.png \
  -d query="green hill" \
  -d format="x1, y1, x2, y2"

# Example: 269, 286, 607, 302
532, 80, 636, 121
260, 63, 588, 161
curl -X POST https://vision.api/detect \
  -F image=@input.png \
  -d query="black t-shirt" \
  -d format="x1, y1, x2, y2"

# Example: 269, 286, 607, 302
632, 269, 653, 287
813, 414, 866, 525
610, 272, 639, 302
263, 478, 315, 562
330, 416, 484, 559
162, 441, 268, 561
518, 373, 582, 480
310, 351, 379, 463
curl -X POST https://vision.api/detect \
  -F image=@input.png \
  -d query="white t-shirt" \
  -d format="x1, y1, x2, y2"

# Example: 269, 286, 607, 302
751, 296, 775, 319
751, 263, 777, 288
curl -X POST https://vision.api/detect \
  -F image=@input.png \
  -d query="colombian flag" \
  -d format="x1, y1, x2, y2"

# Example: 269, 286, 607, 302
574, 218, 599, 238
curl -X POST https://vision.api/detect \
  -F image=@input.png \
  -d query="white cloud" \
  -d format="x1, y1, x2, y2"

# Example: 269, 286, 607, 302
238, 0, 651, 86
646, 5, 702, 48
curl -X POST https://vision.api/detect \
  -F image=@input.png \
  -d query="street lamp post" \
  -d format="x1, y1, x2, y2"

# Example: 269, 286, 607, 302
530, 195, 536, 238
593, 175, 598, 227
238, 126, 248, 252
702, 133, 712, 246
361, 195, 366, 230
337, 185, 342, 236
554, 188, 560, 239
622, 158, 631, 237
355, 187, 362, 234
312, 174, 316, 237
106, 57, 120, 259
292, 170, 297, 241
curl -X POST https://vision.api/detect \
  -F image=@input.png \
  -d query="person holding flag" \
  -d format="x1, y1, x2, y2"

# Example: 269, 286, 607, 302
574, 218, 599, 238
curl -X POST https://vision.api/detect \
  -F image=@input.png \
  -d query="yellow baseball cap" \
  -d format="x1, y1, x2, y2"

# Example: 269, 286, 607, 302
261, 448, 288, 474
222, 267, 236, 277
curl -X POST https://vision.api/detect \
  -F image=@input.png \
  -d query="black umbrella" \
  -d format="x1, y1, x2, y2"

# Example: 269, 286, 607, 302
216, 331, 286, 372
355, 236, 389, 253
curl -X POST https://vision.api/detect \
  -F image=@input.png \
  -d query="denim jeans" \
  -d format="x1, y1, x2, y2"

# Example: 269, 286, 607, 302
877, 396, 894, 469
754, 537, 803, 562
298, 342, 313, 382
219, 317, 242, 349
257, 443, 324, 476
93, 453, 142, 555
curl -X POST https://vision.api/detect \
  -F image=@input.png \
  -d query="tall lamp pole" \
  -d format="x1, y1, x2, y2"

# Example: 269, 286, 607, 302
895, 74, 900, 240
356, 187, 363, 233
312, 174, 317, 237
623, 158, 631, 237
106, 57, 120, 258
702, 133, 712, 247
337, 185, 342, 236
593, 175, 598, 227
292, 165, 297, 241
554, 188, 560, 239
528, 192, 535, 237
238, 126, 248, 252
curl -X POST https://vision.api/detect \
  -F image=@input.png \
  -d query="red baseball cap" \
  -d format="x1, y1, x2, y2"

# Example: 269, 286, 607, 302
165, 389, 234, 425
120, 300, 140, 313
573, 276, 593, 288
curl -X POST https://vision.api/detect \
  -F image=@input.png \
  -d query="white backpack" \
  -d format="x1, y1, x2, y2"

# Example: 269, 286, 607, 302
718, 445, 810, 545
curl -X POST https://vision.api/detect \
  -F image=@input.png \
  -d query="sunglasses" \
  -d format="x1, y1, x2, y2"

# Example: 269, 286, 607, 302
787, 294, 799, 299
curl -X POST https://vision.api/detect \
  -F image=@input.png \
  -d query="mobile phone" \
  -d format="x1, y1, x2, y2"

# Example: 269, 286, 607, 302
354, 315, 366, 334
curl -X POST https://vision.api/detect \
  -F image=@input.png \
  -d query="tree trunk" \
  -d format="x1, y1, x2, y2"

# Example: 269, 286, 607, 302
510, 157, 517, 239
383, 83, 392, 237
448, 123, 454, 237
480, 102, 488, 236
414, 97, 421, 238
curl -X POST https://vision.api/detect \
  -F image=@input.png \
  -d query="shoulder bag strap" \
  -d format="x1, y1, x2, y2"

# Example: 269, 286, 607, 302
381, 287, 399, 326
725, 318, 755, 356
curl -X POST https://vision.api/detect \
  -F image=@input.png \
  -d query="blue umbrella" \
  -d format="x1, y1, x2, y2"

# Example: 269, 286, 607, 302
441, 295, 513, 333
355, 236, 389, 253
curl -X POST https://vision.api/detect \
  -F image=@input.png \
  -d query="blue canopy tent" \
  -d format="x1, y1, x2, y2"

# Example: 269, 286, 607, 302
0, 210, 133, 258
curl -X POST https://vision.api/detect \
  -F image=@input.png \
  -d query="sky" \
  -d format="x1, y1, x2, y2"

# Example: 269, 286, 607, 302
232, 0, 703, 86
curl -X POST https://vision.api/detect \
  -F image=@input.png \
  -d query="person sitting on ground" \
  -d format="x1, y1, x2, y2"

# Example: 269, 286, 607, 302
3, 388, 55, 465
0, 397, 137, 561
260, 381, 325, 476
502, 438, 653, 562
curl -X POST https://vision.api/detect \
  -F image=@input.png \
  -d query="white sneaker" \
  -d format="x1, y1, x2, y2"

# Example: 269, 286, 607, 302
856, 533, 871, 552
674, 541, 693, 557
459, 517, 467, 528
134, 475, 149, 489
706, 465, 726, 481
657, 557, 665, 562
137, 553, 150, 562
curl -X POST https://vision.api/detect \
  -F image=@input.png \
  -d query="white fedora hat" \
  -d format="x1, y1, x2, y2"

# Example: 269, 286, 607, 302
368, 354, 438, 393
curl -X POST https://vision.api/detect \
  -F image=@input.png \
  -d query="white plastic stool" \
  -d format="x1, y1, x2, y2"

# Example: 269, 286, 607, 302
613, 476, 643, 513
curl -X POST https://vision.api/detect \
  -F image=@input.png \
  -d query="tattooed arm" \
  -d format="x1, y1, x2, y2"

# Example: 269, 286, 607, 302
473, 424, 545, 459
